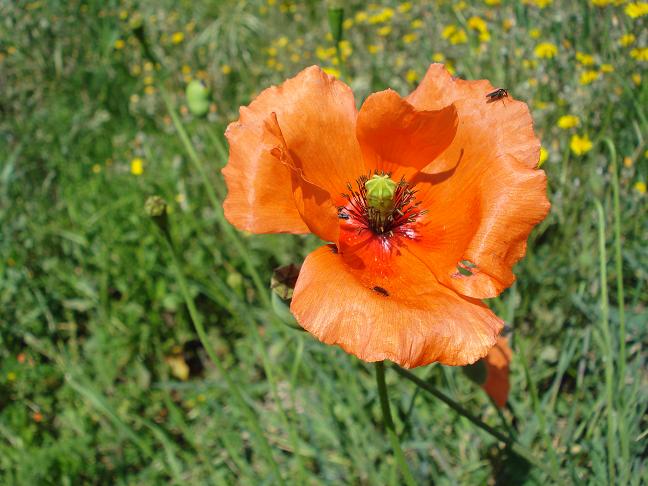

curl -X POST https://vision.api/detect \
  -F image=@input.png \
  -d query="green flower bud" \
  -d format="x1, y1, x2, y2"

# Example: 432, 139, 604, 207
186, 80, 210, 117
365, 174, 396, 216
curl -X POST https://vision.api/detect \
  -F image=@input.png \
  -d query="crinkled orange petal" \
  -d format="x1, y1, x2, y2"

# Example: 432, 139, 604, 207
291, 245, 503, 368
265, 114, 339, 243
223, 65, 361, 233
404, 64, 550, 298
223, 106, 309, 234
482, 336, 512, 408
356, 89, 458, 177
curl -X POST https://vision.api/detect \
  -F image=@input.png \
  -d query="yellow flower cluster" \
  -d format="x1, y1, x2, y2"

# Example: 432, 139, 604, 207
625, 2, 648, 18
630, 47, 648, 61
524, 0, 553, 7
570, 135, 593, 156
443, 25, 468, 45
535, 42, 558, 59
467, 16, 491, 42
576, 52, 595, 66
557, 115, 580, 129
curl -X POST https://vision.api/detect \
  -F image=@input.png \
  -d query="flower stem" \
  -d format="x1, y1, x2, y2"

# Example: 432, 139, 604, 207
595, 199, 617, 486
375, 362, 417, 486
391, 364, 556, 479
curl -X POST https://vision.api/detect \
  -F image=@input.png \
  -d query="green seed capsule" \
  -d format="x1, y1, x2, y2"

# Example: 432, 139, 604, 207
186, 80, 210, 117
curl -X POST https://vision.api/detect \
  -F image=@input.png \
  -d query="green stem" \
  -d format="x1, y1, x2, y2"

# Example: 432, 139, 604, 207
157, 222, 285, 485
375, 362, 417, 486
392, 364, 555, 479
601, 139, 626, 384
594, 199, 617, 486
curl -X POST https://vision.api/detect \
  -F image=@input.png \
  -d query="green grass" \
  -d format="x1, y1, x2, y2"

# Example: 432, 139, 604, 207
1, 0, 647, 484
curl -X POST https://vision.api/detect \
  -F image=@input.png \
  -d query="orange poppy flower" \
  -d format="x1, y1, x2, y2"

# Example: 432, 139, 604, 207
222, 65, 549, 368
481, 336, 512, 408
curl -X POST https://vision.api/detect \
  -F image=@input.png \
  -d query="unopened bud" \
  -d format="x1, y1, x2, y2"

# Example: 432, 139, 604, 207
145, 196, 169, 234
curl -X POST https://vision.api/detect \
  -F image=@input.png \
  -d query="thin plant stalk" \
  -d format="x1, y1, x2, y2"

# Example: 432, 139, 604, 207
595, 199, 617, 485
375, 362, 417, 486
601, 138, 630, 483
391, 364, 554, 478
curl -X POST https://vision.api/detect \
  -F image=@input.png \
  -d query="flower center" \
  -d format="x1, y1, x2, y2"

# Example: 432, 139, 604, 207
338, 171, 427, 236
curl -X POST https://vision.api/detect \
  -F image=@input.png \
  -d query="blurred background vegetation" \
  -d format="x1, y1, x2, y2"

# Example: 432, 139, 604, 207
1, 0, 646, 484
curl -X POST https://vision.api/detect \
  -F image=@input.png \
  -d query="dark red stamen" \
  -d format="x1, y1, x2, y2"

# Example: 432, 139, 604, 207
339, 171, 427, 237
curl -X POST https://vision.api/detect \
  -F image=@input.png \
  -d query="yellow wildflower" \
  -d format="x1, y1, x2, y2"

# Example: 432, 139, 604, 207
579, 70, 599, 84
442, 25, 457, 39
368, 44, 382, 54
625, 2, 648, 18
529, 28, 541, 39
449, 29, 468, 45
468, 16, 488, 33
221, 65, 232, 74
343, 19, 353, 30
144, 86, 155, 95
322, 67, 341, 78
432, 52, 445, 62
570, 134, 593, 156
290, 53, 300, 63
479, 31, 491, 42
355, 11, 368, 23
557, 115, 580, 129
535, 42, 558, 59
632, 73, 642, 85
276, 36, 288, 48
454, 1, 467, 11
591, 0, 612, 5
502, 18, 514, 31
398, 2, 413, 13
411, 19, 424, 29
403, 33, 418, 44
623, 156, 633, 168
600, 64, 614, 73
171, 32, 184, 44
538, 147, 548, 167
527, 0, 553, 7
406, 69, 419, 84
119, 9, 129, 20
114, 39, 125, 50
630, 47, 648, 61
619, 34, 636, 47
378, 26, 392, 37
576, 52, 595, 66
7, 372, 16, 382
485, 0, 502, 5
130, 158, 144, 175
92, 164, 102, 174
634, 181, 647, 194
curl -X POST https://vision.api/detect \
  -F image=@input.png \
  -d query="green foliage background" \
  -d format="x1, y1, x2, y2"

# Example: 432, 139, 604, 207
1, 0, 646, 484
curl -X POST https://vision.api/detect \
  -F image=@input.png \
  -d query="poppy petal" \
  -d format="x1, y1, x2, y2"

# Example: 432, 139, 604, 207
405, 64, 550, 298
223, 107, 309, 234
356, 89, 458, 177
291, 245, 503, 368
482, 336, 512, 408
243, 65, 363, 203
265, 114, 339, 243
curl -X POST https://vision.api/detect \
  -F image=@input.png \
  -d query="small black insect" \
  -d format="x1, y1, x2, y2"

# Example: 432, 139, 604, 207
486, 88, 509, 103
372, 286, 389, 297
